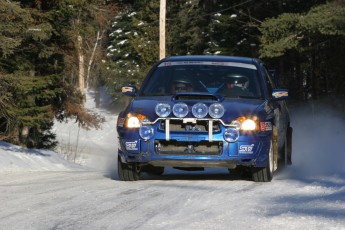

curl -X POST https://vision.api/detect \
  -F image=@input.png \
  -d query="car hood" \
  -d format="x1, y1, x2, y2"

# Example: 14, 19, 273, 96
128, 95, 268, 121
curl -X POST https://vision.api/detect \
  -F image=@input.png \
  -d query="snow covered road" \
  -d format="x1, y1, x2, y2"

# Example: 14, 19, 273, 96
1, 169, 345, 230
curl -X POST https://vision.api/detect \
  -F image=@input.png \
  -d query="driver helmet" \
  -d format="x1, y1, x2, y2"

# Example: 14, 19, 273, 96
171, 78, 193, 93
225, 74, 249, 89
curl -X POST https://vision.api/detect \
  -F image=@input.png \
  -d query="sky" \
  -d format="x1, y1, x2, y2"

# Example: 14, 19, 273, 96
0, 90, 345, 230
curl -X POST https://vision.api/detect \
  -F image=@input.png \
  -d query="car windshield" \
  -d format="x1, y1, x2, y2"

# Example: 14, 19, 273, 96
141, 61, 262, 98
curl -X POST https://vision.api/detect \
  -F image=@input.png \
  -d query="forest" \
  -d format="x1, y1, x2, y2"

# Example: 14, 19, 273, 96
0, 0, 344, 148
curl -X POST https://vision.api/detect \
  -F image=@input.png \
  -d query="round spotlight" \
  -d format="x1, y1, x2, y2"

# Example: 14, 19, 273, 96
173, 103, 189, 118
139, 124, 154, 141
209, 103, 225, 118
192, 103, 208, 118
155, 103, 171, 118
224, 128, 239, 142
230, 120, 242, 130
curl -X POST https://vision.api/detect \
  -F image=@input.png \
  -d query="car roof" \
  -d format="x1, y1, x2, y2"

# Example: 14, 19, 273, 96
161, 55, 259, 65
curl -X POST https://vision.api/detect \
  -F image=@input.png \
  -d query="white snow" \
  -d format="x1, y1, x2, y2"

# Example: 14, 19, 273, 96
128, 12, 136, 17
117, 39, 128, 45
0, 141, 83, 172
115, 29, 123, 34
1, 94, 345, 229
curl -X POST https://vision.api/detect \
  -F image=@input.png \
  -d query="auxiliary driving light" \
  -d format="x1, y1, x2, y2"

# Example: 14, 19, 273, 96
224, 128, 239, 142
209, 103, 225, 119
155, 103, 171, 117
173, 103, 189, 118
192, 103, 208, 118
139, 124, 154, 141
230, 120, 242, 130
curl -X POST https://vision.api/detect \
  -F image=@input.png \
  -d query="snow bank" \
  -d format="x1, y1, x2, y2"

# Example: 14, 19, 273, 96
0, 141, 83, 172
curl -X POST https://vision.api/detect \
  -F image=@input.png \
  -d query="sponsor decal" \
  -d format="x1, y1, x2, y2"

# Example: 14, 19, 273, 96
157, 61, 257, 69
239, 144, 255, 154
125, 140, 138, 151
260, 122, 272, 131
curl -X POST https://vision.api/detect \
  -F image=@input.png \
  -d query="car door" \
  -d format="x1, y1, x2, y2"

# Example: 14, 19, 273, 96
262, 65, 288, 149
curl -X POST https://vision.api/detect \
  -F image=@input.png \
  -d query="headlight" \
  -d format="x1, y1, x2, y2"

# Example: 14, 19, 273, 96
209, 103, 225, 118
173, 103, 189, 118
125, 113, 148, 128
224, 128, 239, 142
231, 116, 259, 131
155, 103, 171, 118
139, 124, 154, 140
242, 119, 256, 130
192, 103, 208, 118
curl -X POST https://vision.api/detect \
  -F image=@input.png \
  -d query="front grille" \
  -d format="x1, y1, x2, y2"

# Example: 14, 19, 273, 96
158, 119, 221, 132
154, 140, 222, 156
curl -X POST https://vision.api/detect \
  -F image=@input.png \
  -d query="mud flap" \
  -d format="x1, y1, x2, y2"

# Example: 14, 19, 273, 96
287, 126, 293, 165
272, 126, 278, 171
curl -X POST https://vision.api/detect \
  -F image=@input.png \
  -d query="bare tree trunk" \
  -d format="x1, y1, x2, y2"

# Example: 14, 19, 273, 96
78, 35, 85, 93
159, 0, 166, 60
20, 126, 29, 146
86, 31, 102, 89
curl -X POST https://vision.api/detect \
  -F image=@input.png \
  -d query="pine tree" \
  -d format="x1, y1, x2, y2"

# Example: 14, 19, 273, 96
0, 0, 108, 148
259, 1, 345, 99
105, 0, 160, 96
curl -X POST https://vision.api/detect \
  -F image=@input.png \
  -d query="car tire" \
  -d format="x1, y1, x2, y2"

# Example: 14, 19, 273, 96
252, 140, 274, 182
118, 157, 140, 181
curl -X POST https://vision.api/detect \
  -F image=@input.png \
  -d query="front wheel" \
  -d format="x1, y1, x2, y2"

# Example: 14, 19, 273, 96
252, 140, 274, 182
118, 157, 140, 181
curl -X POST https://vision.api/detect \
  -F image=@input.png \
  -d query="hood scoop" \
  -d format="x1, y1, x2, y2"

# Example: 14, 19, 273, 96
173, 93, 221, 102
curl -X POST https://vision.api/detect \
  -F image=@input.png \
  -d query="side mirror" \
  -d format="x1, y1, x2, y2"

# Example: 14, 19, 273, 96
272, 89, 288, 101
121, 84, 137, 97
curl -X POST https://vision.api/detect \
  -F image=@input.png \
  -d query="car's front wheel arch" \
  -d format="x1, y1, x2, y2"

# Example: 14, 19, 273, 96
252, 130, 276, 182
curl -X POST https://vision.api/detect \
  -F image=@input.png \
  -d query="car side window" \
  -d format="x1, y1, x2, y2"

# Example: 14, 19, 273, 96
262, 65, 275, 96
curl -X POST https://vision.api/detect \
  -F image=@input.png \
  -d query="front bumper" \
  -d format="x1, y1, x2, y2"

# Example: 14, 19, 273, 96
117, 118, 272, 168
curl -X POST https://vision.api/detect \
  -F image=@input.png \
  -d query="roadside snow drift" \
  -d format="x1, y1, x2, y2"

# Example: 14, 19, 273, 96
0, 141, 83, 172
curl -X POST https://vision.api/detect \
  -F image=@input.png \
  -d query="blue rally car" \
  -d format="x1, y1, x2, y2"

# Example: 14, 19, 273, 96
117, 55, 292, 182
